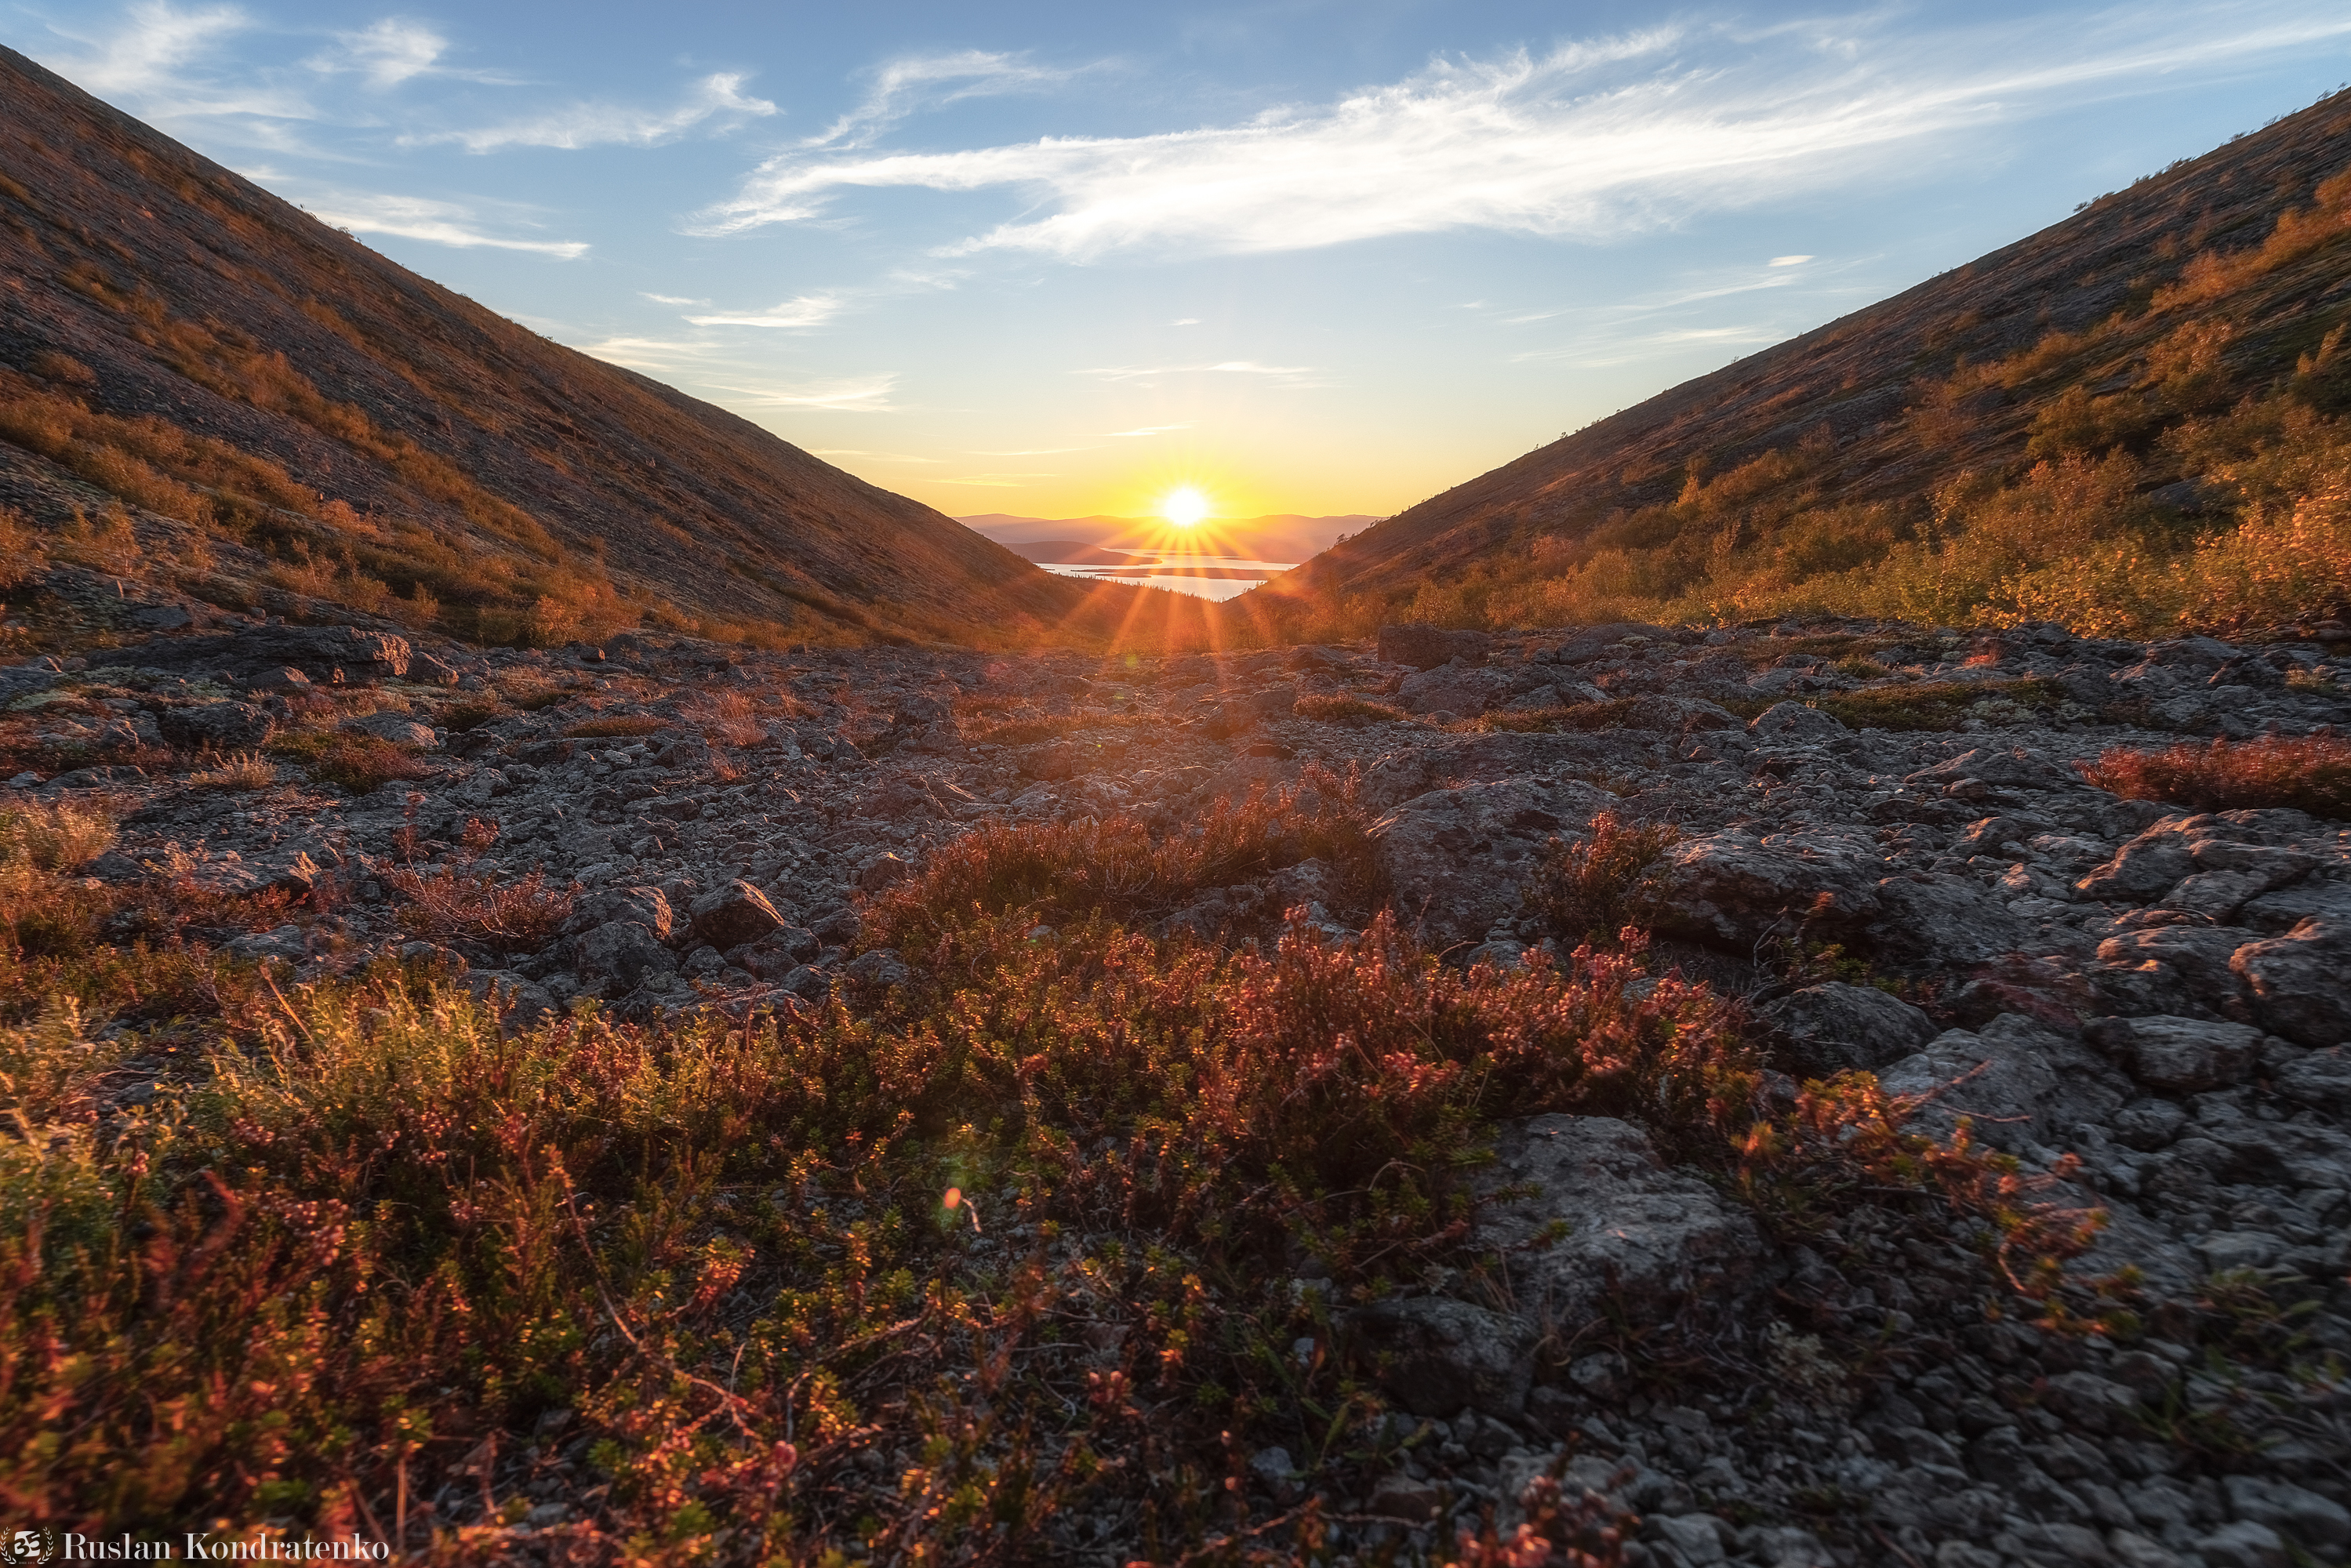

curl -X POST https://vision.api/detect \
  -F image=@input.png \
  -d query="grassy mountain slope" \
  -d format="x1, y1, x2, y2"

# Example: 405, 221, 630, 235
1263, 89, 2351, 639
0, 45, 1154, 650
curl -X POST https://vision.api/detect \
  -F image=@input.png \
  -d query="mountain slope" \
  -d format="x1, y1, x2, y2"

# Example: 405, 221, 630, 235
0, 45, 1136, 649
1265, 88, 2351, 637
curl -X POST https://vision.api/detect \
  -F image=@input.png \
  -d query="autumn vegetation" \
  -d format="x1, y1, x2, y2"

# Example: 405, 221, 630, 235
1266, 155, 2351, 646
0, 772, 2132, 1561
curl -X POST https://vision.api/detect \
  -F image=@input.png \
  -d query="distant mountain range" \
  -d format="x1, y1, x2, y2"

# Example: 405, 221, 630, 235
961, 514, 1377, 566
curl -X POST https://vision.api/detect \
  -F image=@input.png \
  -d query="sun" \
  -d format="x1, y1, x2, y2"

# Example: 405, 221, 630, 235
1158, 486, 1211, 528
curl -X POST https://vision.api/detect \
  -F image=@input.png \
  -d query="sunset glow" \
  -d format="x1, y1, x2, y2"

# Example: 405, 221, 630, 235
1160, 486, 1210, 527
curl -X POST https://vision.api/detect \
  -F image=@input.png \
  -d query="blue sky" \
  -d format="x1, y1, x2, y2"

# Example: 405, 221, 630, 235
7, 2, 2350, 524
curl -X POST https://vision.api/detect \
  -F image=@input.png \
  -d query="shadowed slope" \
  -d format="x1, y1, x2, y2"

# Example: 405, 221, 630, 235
1263, 88, 2351, 637
0, 45, 1145, 648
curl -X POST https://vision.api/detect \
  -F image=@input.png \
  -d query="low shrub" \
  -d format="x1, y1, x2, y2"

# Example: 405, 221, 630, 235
1292, 692, 1411, 727
1817, 678, 2066, 731
186, 750, 275, 790
0, 799, 117, 872
1523, 812, 1683, 946
301, 735, 432, 793
387, 866, 576, 951
1458, 699, 1644, 735
861, 772, 1383, 948
562, 713, 666, 739
2080, 733, 2351, 819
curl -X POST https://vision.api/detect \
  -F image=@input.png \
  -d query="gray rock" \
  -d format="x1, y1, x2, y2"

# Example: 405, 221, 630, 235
1877, 1018, 2071, 1152
1396, 659, 1510, 716
2098, 925, 2254, 1007
1748, 701, 1846, 742
1651, 827, 1883, 946
2270, 1047, 2351, 1111
573, 920, 676, 993
1343, 1295, 1535, 1418
157, 700, 274, 751
689, 880, 786, 949
1378, 624, 1492, 670
2231, 918, 2351, 1046
1472, 1115, 1765, 1327
563, 885, 674, 942
1371, 775, 1615, 946
1763, 981, 1939, 1074
2222, 1475, 2351, 1552
2077, 831, 2196, 903
1870, 874, 2033, 966
845, 948, 911, 988
2088, 1015, 2263, 1092
2196, 1519, 2288, 1568
341, 711, 437, 748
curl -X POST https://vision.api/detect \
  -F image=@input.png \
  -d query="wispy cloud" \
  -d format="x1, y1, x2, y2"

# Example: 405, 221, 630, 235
303, 19, 517, 90
807, 49, 1096, 150
410, 71, 776, 153
44, 1, 317, 126
1099, 423, 1191, 437
1769, 254, 1814, 266
580, 335, 899, 412
1168, 318, 1201, 326
641, 292, 708, 306
696, 5, 2351, 259
297, 187, 588, 256
685, 293, 846, 329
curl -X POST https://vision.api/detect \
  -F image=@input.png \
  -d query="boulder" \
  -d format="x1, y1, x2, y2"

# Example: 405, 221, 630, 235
1747, 701, 1847, 743
1869, 875, 2031, 967
2271, 1047, 2351, 1112
562, 885, 674, 942
2230, 917, 2351, 1046
1395, 659, 1510, 716
2086, 1014, 2262, 1091
1877, 1016, 2085, 1152
573, 920, 676, 994
1378, 624, 1492, 670
689, 879, 786, 949
1471, 1116, 1766, 1326
1762, 981, 1939, 1074
1343, 1296, 1535, 1418
341, 711, 437, 748
2077, 830, 2195, 902
2097, 925, 2254, 1007
1650, 828, 1882, 947
1371, 776, 1615, 946
157, 700, 274, 751
1906, 746, 2072, 792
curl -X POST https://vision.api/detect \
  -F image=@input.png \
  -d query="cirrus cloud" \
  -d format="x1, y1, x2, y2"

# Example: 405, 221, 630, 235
693, 5, 2351, 260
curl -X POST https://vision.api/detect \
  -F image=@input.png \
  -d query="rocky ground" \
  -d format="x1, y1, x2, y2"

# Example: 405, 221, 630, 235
6, 591, 2350, 1568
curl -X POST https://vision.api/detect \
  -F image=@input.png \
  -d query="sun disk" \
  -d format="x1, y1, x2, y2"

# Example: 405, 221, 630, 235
1160, 486, 1210, 527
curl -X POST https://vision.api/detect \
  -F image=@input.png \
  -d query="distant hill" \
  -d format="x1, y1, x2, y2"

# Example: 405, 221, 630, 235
996, 539, 1153, 565
963, 514, 1376, 564
1261, 90, 2351, 640
0, 45, 1152, 649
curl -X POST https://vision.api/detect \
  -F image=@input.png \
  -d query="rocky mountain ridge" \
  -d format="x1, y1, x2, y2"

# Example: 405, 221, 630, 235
0, 45, 1151, 649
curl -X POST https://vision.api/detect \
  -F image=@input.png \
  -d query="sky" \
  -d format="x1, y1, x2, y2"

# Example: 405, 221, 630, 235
5, 2, 2351, 526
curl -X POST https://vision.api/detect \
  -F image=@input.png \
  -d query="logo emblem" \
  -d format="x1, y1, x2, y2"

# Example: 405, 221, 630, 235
2, 1528, 58, 1567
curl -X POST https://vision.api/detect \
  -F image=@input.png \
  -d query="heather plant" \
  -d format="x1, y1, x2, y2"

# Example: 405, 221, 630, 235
2080, 733, 2351, 819
0, 798, 2117, 1557
1521, 812, 1681, 946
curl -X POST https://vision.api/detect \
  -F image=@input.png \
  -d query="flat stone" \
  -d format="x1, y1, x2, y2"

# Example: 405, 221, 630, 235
1472, 1115, 1765, 1326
